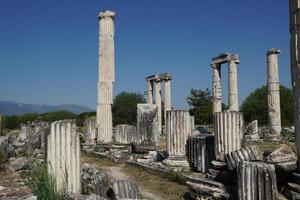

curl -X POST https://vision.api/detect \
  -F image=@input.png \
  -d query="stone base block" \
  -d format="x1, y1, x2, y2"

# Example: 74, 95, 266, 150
244, 134, 260, 141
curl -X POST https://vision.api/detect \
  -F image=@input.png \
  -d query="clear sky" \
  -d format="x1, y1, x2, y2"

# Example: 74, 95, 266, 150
0, 0, 290, 110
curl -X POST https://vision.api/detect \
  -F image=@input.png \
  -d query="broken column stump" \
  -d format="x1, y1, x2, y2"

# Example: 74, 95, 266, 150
187, 134, 215, 173
237, 161, 278, 200
213, 110, 244, 161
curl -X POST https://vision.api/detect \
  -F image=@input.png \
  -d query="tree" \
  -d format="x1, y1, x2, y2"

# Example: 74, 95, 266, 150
112, 91, 146, 126
240, 85, 293, 126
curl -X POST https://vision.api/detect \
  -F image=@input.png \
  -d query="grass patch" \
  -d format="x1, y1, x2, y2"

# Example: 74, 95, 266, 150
26, 164, 68, 200
81, 152, 115, 169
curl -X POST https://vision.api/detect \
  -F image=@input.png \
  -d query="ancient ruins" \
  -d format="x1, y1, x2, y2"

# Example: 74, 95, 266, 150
1, 2, 300, 200
97, 10, 116, 144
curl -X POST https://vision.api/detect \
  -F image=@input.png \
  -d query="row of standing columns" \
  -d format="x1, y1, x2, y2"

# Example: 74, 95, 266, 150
146, 73, 172, 135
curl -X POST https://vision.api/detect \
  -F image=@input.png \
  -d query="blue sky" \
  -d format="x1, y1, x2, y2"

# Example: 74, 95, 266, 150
0, 0, 290, 110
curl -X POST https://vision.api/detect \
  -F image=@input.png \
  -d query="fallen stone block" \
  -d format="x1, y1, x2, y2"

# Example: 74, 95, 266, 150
106, 180, 140, 200
225, 145, 262, 170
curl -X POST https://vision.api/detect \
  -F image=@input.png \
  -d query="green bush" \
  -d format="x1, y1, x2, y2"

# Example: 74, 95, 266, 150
240, 85, 293, 126
165, 170, 186, 184
26, 164, 68, 200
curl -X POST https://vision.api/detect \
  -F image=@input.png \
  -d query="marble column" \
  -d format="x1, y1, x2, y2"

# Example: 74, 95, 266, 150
211, 64, 222, 113
267, 48, 282, 138
289, 0, 300, 170
155, 78, 162, 135
147, 80, 153, 104
47, 120, 81, 193
228, 54, 239, 111
164, 110, 191, 168
97, 10, 116, 144
164, 78, 172, 129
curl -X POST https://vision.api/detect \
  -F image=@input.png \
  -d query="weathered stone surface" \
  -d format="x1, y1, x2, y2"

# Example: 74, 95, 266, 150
136, 104, 158, 147
264, 144, 297, 171
9, 157, 29, 171
81, 163, 109, 197
164, 110, 191, 168
186, 173, 230, 199
225, 146, 262, 170
106, 180, 140, 200
114, 124, 136, 144
237, 161, 277, 200
97, 10, 116, 144
187, 134, 215, 173
245, 120, 260, 140
0, 136, 9, 163
84, 116, 97, 145
267, 48, 282, 137
213, 110, 244, 161
212, 53, 240, 113
46, 120, 81, 193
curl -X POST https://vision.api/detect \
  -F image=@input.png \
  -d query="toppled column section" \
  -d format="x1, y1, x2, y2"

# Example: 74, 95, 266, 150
267, 48, 282, 140
97, 10, 116, 144
225, 146, 262, 170
213, 110, 244, 161
114, 124, 136, 144
163, 110, 191, 168
46, 120, 81, 193
237, 161, 277, 200
83, 116, 97, 145
187, 134, 215, 173
136, 104, 158, 147
106, 180, 140, 200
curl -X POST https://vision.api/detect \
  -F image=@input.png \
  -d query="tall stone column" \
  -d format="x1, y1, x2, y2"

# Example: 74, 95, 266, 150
211, 64, 222, 113
155, 79, 162, 135
290, 0, 300, 170
147, 80, 153, 104
164, 78, 172, 128
97, 10, 115, 144
267, 48, 282, 138
228, 54, 239, 111
164, 110, 191, 168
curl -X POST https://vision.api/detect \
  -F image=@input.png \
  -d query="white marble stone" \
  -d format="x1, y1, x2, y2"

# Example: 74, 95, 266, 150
96, 10, 116, 144
83, 116, 97, 145
47, 120, 81, 193
114, 124, 136, 144
136, 104, 159, 146
267, 48, 282, 137
213, 110, 244, 161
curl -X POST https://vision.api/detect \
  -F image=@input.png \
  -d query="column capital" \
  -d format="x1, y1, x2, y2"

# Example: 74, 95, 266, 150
228, 54, 240, 64
267, 48, 281, 55
159, 73, 172, 81
99, 10, 116, 19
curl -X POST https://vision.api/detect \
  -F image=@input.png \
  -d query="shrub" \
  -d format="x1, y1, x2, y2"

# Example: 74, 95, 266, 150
26, 164, 68, 200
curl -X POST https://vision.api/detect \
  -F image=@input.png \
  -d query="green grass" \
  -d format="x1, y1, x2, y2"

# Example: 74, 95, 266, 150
26, 164, 68, 200
165, 170, 187, 184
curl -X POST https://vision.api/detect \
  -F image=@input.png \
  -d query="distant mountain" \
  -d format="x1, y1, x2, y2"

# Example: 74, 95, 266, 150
0, 101, 94, 116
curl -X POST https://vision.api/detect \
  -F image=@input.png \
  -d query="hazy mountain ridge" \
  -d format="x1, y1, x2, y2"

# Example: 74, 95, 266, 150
0, 101, 93, 116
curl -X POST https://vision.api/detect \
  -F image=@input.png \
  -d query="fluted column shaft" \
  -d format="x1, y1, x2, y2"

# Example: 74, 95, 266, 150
97, 10, 116, 143
155, 80, 162, 135
147, 80, 153, 104
228, 59, 239, 111
267, 48, 281, 136
212, 64, 222, 113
